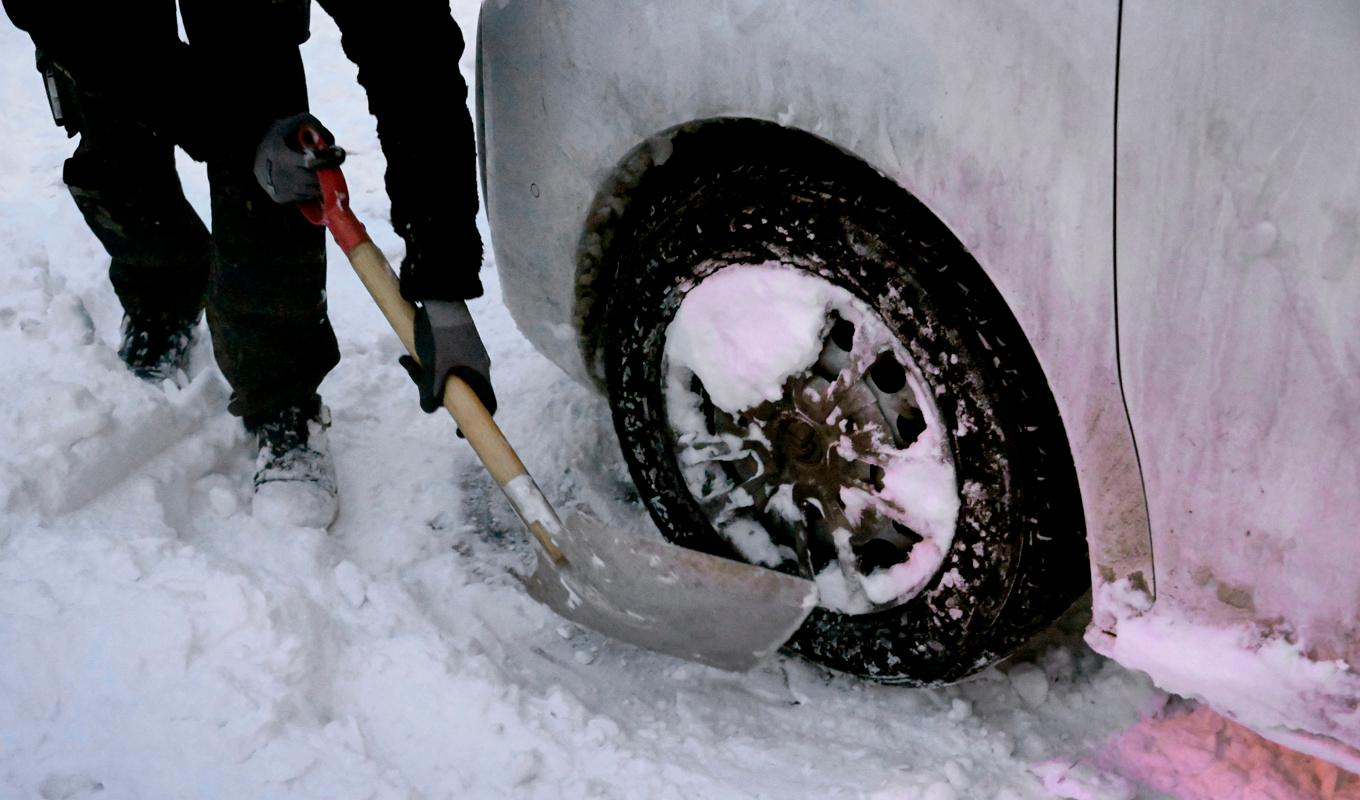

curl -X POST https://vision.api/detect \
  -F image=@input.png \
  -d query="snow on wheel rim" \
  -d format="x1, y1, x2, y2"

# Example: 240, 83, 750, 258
663, 262, 960, 614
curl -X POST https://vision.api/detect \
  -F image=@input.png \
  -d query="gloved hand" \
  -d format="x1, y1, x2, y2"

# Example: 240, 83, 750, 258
253, 113, 347, 204
398, 300, 497, 419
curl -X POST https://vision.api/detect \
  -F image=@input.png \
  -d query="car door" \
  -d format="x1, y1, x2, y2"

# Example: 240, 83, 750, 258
1117, 2, 1360, 659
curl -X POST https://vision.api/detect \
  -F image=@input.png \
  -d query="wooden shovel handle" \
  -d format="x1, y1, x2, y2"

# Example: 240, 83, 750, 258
294, 146, 566, 561
343, 243, 499, 461
344, 243, 511, 473
343, 241, 567, 563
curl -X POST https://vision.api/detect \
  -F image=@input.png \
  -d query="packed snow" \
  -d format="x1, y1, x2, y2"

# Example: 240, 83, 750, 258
1092, 580, 1360, 776
1, 5, 1357, 799
665, 263, 856, 414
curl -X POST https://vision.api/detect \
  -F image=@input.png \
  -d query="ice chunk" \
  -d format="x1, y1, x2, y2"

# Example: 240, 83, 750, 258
1008, 662, 1050, 708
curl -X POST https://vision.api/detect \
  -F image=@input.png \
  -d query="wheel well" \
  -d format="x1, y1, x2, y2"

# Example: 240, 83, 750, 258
587, 117, 1100, 682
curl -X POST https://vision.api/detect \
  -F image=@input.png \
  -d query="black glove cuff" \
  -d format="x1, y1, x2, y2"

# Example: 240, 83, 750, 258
396, 218, 485, 303
399, 261, 484, 304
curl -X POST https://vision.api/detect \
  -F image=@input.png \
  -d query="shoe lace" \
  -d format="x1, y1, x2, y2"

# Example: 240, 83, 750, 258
256, 404, 322, 461
119, 313, 195, 368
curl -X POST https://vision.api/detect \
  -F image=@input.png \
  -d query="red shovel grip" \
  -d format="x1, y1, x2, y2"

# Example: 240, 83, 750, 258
296, 125, 369, 255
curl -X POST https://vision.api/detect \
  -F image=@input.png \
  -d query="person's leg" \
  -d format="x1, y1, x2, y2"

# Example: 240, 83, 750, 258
204, 155, 339, 422
204, 152, 343, 527
187, 33, 338, 421
56, 63, 211, 378
182, 4, 341, 525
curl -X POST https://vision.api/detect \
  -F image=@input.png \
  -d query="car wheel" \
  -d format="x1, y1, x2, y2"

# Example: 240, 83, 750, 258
601, 128, 1088, 684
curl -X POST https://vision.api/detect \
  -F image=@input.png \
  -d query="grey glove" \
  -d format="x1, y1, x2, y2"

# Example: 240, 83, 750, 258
398, 300, 496, 416
253, 113, 346, 204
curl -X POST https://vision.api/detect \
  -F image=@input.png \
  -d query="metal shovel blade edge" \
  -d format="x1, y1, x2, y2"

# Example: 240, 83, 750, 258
521, 511, 818, 672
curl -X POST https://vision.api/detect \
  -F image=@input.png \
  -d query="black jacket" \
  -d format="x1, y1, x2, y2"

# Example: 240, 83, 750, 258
3, 0, 483, 301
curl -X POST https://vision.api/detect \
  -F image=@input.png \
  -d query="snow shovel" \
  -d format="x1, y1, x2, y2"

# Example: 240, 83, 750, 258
296, 131, 817, 671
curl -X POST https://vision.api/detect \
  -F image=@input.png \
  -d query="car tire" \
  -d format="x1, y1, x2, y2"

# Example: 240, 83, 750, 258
601, 126, 1088, 684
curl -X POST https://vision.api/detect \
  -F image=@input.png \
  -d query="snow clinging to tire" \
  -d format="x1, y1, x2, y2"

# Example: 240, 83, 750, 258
663, 262, 960, 614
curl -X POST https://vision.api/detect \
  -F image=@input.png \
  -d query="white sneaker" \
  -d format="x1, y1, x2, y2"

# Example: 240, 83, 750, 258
249, 397, 339, 529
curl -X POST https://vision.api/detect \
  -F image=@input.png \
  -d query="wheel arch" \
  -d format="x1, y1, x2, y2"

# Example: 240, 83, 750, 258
570, 116, 1155, 611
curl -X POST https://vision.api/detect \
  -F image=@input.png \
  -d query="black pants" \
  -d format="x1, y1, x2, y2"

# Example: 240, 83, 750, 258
53, 8, 339, 421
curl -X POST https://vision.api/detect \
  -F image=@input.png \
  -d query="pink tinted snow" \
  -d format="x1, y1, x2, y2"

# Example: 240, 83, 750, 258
856, 540, 944, 605
877, 432, 960, 544
1052, 702, 1360, 799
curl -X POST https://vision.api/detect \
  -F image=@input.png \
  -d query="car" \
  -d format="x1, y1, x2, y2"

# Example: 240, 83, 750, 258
474, 0, 1360, 768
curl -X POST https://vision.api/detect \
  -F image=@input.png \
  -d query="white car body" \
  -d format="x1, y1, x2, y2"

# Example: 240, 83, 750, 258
475, 0, 1360, 765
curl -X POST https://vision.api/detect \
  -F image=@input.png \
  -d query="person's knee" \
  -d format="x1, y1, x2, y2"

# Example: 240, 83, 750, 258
62, 136, 173, 192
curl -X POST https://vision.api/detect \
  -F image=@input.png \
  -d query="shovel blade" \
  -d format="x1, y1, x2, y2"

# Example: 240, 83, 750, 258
522, 512, 818, 671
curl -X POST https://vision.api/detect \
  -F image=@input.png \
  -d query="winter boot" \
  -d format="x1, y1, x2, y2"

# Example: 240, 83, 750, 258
118, 311, 199, 383
248, 396, 339, 529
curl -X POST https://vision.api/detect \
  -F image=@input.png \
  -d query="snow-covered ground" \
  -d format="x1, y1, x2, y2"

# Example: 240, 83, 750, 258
1, 5, 1357, 799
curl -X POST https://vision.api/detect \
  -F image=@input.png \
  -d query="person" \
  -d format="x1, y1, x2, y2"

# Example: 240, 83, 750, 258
2, 0, 496, 528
